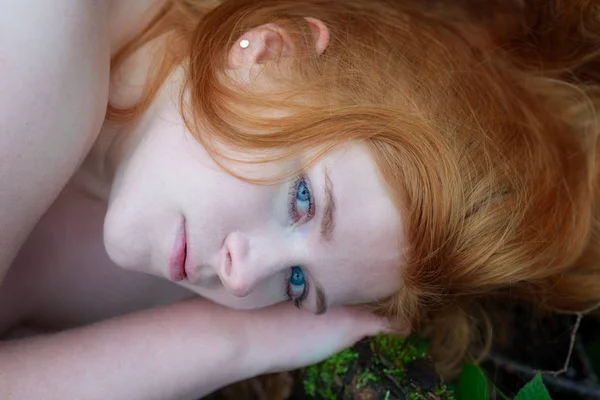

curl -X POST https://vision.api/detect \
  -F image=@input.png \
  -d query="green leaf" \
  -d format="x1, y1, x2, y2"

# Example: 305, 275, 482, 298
456, 365, 489, 400
514, 373, 551, 400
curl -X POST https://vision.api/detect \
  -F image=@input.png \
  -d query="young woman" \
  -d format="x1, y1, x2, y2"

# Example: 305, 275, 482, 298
1, 0, 599, 398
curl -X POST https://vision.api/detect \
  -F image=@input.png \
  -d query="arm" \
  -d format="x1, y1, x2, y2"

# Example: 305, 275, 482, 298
0, 0, 110, 279
0, 299, 387, 400
0, 299, 251, 400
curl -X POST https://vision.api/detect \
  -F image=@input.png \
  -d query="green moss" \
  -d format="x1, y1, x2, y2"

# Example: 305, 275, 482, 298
303, 334, 456, 399
371, 334, 456, 399
303, 347, 359, 400
368, 333, 427, 382
370, 334, 428, 367
356, 370, 380, 388
410, 385, 456, 400
435, 387, 456, 399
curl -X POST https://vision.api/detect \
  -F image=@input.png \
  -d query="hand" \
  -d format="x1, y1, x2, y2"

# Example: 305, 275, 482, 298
237, 302, 394, 374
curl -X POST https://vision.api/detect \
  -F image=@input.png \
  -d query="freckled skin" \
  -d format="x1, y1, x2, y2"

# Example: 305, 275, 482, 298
91, 43, 405, 313
104, 78, 404, 312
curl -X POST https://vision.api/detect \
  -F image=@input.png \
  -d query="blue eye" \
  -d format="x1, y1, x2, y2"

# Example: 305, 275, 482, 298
290, 176, 313, 223
297, 180, 310, 202
290, 266, 305, 286
285, 266, 308, 307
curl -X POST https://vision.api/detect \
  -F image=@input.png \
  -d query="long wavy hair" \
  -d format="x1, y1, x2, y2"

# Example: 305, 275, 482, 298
107, 0, 600, 380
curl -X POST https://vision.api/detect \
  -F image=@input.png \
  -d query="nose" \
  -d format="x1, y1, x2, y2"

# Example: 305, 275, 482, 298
218, 231, 292, 297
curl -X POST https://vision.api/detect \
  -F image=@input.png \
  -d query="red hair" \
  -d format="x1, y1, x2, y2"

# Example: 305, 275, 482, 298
108, 0, 600, 376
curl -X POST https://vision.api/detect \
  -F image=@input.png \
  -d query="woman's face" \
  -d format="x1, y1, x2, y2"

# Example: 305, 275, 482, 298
104, 83, 404, 314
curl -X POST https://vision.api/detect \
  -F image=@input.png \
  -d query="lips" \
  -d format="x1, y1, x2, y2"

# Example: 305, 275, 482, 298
169, 218, 188, 282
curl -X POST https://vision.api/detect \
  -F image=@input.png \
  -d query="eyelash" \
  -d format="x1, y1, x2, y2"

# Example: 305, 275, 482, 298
287, 174, 315, 224
284, 273, 310, 308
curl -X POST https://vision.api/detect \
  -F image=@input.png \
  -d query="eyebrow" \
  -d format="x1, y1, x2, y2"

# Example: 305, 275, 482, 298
312, 168, 335, 315
320, 168, 336, 242
315, 284, 328, 315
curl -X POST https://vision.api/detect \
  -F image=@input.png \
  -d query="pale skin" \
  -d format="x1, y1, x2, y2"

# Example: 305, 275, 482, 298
0, 1, 406, 399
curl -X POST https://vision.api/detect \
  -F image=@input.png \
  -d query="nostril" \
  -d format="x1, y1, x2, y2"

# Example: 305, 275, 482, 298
224, 251, 232, 277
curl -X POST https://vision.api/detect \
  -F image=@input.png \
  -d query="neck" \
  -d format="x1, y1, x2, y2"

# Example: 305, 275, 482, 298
74, 1, 172, 201
75, 64, 184, 202
71, 121, 130, 202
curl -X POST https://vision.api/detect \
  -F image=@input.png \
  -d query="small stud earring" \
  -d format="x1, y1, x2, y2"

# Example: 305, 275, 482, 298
240, 39, 250, 49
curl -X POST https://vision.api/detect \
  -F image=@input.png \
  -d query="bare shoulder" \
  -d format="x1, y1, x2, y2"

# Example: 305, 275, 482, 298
0, 1, 111, 282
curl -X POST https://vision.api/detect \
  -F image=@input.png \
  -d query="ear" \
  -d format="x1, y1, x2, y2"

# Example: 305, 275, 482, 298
228, 18, 330, 70
305, 17, 330, 56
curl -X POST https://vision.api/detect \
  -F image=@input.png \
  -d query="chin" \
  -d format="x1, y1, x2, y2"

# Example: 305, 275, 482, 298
104, 240, 139, 272
103, 214, 148, 272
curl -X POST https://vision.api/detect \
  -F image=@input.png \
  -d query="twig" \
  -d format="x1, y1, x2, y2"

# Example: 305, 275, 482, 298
539, 301, 600, 376
486, 353, 600, 398
552, 301, 600, 322
538, 313, 583, 376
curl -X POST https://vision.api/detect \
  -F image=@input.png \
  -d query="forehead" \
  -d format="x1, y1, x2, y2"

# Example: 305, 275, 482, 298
308, 144, 404, 307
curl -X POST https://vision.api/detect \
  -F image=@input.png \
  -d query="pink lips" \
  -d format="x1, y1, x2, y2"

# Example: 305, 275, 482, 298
169, 219, 187, 282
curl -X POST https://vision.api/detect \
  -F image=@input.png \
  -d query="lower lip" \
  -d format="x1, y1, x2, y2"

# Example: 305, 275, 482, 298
169, 219, 187, 282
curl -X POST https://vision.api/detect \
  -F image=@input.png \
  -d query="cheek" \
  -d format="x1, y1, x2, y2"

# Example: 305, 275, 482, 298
200, 183, 275, 227
194, 176, 285, 229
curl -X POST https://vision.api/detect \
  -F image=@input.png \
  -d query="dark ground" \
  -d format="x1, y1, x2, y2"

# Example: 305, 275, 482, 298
479, 307, 600, 399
